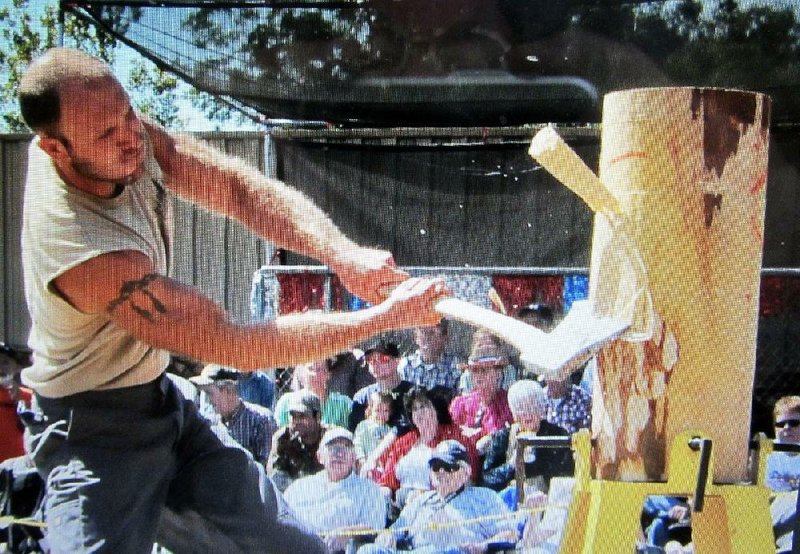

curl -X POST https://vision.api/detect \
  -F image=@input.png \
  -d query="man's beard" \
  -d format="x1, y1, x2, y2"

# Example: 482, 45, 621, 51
70, 150, 143, 186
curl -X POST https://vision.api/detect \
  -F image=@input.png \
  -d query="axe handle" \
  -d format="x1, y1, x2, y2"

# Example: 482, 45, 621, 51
434, 297, 547, 357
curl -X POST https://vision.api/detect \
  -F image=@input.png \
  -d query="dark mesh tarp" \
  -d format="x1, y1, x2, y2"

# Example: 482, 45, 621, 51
65, 0, 800, 126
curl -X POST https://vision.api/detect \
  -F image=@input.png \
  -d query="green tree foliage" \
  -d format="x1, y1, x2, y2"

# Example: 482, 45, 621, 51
0, 0, 247, 132
627, 0, 800, 91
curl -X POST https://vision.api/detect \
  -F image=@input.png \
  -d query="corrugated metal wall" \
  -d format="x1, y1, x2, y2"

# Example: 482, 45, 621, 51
0, 132, 275, 349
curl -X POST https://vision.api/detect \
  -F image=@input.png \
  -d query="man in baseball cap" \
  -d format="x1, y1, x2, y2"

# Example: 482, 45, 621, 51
190, 365, 277, 466
368, 439, 517, 552
284, 427, 387, 552
188, 364, 241, 387
349, 340, 415, 436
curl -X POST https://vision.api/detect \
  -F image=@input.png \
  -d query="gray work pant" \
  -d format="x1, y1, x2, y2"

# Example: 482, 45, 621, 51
24, 374, 325, 554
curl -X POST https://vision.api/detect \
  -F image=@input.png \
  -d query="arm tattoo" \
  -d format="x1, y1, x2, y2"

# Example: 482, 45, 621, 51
108, 273, 168, 322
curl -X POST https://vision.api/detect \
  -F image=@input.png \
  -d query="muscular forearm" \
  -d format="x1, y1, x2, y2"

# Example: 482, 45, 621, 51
106, 267, 442, 371
156, 127, 355, 265
214, 304, 402, 370
129, 294, 401, 370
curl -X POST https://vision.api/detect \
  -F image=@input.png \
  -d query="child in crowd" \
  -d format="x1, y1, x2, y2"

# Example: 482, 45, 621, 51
354, 391, 394, 467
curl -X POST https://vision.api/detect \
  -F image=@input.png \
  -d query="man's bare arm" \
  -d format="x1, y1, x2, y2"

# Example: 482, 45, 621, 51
144, 120, 407, 304
52, 251, 445, 370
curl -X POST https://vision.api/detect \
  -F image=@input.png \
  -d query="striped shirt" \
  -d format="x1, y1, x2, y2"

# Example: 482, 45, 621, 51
225, 400, 277, 465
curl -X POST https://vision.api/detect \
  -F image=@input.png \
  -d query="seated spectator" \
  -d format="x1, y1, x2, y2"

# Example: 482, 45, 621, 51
268, 391, 331, 492
349, 341, 414, 435
767, 395, 800, 492
541, 372, 592, 435
772, 490, 798, 554
164, 372, 318, 552
398, 320, 462, 393
639, 496, 692, 551
371, 386, 479, 508
276, 357, 353, 428
190, 365, 278, 466
328, 350, 376, 399
482, 380, 574, 504
450, 341, 514, 441
354, 391, 395, 468
358, 440, 517, 554
284, 428, 388, 553
237, 369, 276, 410
0, 344, 32, 462
458, 328, 518, 393
768, 395, 800, 552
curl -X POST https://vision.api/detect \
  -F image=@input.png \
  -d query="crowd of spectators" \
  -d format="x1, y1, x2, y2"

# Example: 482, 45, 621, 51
2, 315, 797, 553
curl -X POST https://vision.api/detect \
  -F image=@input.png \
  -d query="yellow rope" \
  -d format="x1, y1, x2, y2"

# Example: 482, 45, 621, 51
0, 502, 574, 536
319, 503, 571, 538
0, 515, 47, 529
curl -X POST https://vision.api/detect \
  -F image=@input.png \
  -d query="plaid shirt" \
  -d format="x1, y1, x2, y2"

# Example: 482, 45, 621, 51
545, 385, 592, 434
398, 350, 462, 391
225, 401, 277, 465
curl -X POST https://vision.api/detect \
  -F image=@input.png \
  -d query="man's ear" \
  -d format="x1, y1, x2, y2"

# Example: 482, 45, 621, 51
37, 135, 69, 162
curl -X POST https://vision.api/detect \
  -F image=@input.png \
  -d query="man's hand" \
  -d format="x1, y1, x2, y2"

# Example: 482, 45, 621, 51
381, 277, 450, 329
330, 247, 409, 305
667, 504, 689, 522
325, 526, 368, 552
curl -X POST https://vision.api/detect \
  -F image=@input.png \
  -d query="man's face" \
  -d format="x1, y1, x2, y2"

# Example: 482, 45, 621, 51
319, 438, 356, 482
206, 384, 240, 419
775, 408, 800, 445
513, 407, 542, 432
367, 352, 399, 381
54, 77, 146, 185
414, 326, 446, 360
472, 367, 501, 396
300, 360, 330, 390
430, 461, 469, 496
289, 410, 320, 441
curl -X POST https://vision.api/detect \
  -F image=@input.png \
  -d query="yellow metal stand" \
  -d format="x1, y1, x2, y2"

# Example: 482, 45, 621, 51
560, 430, 776, 554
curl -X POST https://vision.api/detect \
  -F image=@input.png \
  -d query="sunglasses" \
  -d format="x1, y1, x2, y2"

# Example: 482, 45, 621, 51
325, 444, 354, 455
775, 419, 800, 429
430, 460, 460, 473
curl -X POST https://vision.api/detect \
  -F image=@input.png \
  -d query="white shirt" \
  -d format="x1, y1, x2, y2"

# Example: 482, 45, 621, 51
21, 138, 172, 397
766, 451, 800, 492
394, 443, 433, 491
283, 470, 387, 535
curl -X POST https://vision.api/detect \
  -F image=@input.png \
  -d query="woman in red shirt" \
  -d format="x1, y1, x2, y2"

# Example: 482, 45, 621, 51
371, 386, 479, 506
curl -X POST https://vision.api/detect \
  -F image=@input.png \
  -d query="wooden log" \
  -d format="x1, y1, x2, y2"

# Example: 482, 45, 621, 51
588, 88, 771, 482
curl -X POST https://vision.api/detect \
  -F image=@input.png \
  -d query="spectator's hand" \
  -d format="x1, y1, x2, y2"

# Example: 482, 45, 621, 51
461, 425, 483, 439
520, 493, 556, 548
522, 491, 548, 511
325, 526, 369, 552
461, 543, 485, 554
668, 504, 689, 522
382, 277, 450, 328
331, 247, 408, 305
374, 530, 396, 550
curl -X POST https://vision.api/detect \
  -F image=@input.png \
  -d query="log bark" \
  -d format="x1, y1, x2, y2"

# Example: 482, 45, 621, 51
589, 87, 771, 482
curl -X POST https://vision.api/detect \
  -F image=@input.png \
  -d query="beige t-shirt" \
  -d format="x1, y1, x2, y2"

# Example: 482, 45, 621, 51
21, 138, 173, 398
